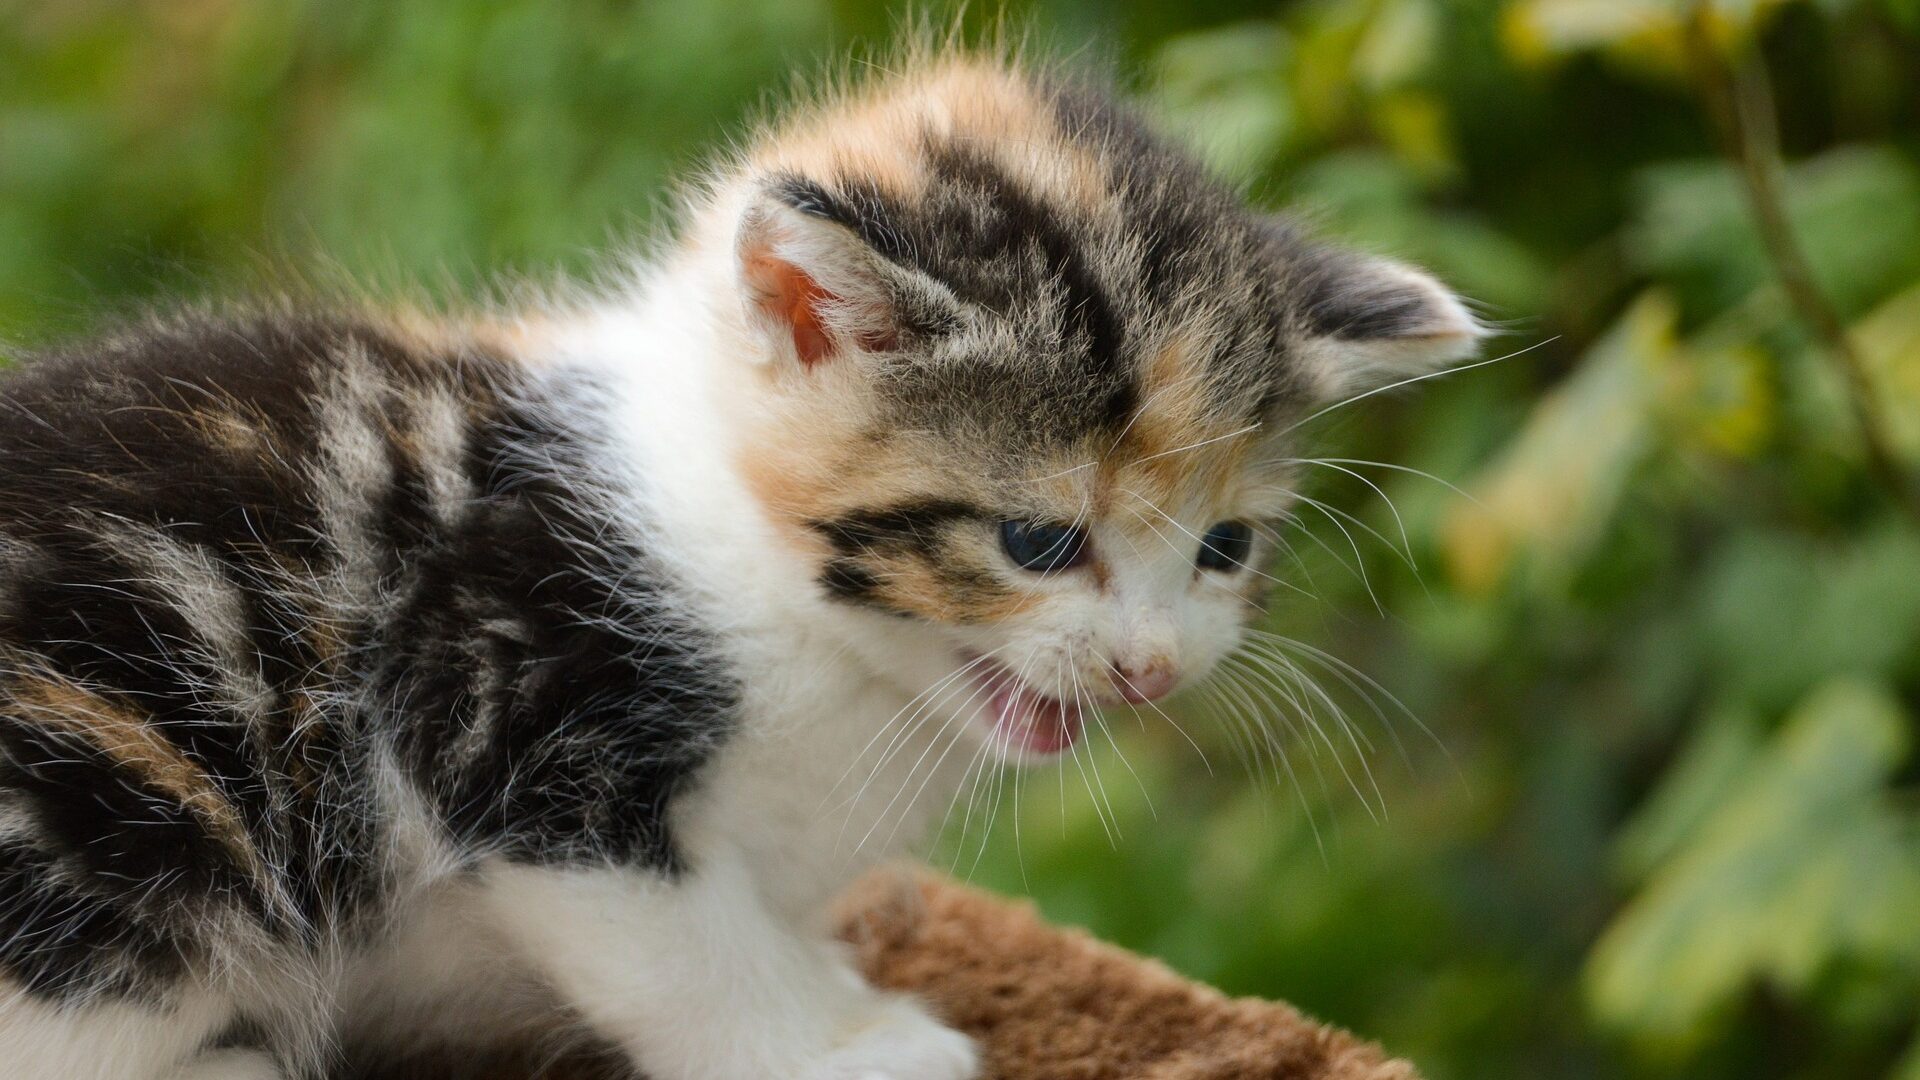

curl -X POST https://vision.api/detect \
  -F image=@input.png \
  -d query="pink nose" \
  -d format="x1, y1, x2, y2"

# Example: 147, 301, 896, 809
1110, 659, 1180, 703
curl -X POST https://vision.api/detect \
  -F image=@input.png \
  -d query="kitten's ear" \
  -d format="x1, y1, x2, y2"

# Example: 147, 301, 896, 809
1283, 230, 1486, 403
735, 182, 904, 369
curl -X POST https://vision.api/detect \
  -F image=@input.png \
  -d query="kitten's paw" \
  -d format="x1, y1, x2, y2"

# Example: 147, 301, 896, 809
804, 996, 978, 1080
166, 1049, 285, 1080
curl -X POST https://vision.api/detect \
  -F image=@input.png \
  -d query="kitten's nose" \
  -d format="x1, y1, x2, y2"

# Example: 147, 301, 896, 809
1110, 657, 1180, 703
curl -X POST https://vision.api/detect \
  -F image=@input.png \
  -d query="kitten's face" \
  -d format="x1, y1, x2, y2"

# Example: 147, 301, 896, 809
719, 60, 1479, 759
786, 411, 1293, 761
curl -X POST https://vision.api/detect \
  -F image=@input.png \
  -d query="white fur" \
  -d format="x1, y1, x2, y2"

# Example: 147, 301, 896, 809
0, 986, 263, 1080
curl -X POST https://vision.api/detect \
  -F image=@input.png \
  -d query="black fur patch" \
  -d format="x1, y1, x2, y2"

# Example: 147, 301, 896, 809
771, 173, 914, 265
378, 386, 736, 869
1271, 226, 1430, 342
0, 313, 738, 1002
807, 499, 997, 617
809, 498, 988, 555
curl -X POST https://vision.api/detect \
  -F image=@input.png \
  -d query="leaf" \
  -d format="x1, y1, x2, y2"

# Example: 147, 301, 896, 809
1663, 338, 1775, 460
1853, 282, 1920, 468
1586, 679, 1920, 1051
1612, 707, 1766, 880
1629, 147, 1920, 323
1442, 292, 1677, 594
1151, 23, 1295, 183
1501, 0, 1792, 75
1352, 0, 1440, 90
1696, 527, 1920, 712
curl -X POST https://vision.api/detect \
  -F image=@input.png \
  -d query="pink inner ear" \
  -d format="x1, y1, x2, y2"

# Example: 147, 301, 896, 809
746, 249, 898, 368
747, 252, 838, 368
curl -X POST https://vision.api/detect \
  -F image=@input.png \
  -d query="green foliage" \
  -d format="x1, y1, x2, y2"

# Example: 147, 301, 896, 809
3, 2, 1918, 1078
1591, 680, 1920, 1050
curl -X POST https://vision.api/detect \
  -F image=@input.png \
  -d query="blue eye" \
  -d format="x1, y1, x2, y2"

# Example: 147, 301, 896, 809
1000, 520, 1088, 573
1196, 521, 1253, 571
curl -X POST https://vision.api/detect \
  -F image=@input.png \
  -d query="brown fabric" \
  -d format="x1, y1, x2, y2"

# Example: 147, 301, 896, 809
358, 870, 1419, 1080
835, 869, 1419, 1080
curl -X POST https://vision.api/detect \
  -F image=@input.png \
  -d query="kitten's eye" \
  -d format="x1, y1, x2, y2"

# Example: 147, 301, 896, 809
1196, 521, 1254, 572
999, 520, 1088, 573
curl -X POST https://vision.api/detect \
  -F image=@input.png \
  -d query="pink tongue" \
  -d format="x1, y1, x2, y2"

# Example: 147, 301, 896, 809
991, 684, 1083, 753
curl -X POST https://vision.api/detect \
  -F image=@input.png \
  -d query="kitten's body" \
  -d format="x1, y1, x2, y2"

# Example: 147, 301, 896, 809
0, 54, 1480, 1079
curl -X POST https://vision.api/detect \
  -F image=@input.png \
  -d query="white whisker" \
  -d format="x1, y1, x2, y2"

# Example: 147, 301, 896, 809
1132, 421, 1263, 465
1273, 338, 1554, 440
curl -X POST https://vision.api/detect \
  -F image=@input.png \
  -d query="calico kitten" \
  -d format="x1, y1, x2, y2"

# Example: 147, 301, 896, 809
0, 51, 1481, 1080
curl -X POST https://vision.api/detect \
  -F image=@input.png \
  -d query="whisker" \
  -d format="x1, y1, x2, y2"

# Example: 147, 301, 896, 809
1208, 666, 1327, 862
1270, 509, 1370, 593
1082, 659, 1156, 819
1244, 631, 1408, 767
1272, 338, 1555, 440
1119, 489, 1314, 600
1064, 641, 1122, 844
822, 648, 1001, 813
833, 654, 994, 833
1276, 459, 1415, 566
1292, 492, 1418, 577
936, 727, 1001, 872
1247, 519, 1326, 603
888, 632, 1066, 855
1275, 457, 1484, 509
1132, 420, 1263, 465
1222, 652, 1381, 823
1227, 649, 1384, 816
855, 649, 1011, 854
1208, 667, 1278, 782
1108, 662, 1214, 777
1282, 498, 1384, 614
1010, 735, 1030, 889
1249, 630, 1463, 788
943, 739, 999, 876
964, 738, 1012, 881
938, 638, 1046, 866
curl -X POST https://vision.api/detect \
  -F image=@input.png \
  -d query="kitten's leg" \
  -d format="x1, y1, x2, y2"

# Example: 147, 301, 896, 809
165, 1049, 285, 1080
478, 849, 977, 1080
340, 876, 573, 1067
0, 979, 262, 1080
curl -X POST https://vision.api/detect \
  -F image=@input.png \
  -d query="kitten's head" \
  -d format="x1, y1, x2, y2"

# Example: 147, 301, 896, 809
705, 56, 1480, 759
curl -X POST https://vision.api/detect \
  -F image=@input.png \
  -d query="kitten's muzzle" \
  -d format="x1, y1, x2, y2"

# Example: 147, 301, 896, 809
1109, 658, 1179, 703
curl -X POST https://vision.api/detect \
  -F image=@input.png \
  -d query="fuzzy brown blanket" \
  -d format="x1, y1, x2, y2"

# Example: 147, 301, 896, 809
362, 869, 1419, 1080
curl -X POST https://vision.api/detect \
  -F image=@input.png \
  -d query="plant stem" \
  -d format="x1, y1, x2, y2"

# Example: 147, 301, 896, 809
1683, 1, 1920, 520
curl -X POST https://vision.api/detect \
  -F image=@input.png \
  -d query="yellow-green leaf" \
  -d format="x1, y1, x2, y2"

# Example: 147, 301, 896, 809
1854, 282, 1920, 467
1501, 0, 1792, 76
1586, 679, 1920, 1052
1443, 292, 1678, 593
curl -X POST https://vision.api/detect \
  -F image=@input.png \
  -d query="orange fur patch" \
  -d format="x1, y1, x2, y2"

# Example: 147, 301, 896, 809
747, 55, 1108, 225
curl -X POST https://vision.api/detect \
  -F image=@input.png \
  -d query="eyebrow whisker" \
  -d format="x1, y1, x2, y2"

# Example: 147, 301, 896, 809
1273, 337, 1555, 440
1131, 421, 1262, 466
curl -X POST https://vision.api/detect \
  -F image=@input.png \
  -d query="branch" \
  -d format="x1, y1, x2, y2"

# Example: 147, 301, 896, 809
1683, 1, 1920, 519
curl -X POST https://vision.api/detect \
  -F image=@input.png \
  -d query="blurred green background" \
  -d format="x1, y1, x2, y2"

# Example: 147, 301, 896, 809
4, 1, 1919, 1077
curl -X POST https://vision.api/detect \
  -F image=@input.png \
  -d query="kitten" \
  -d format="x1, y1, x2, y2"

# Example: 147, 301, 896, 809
0, 51, 1481, 1080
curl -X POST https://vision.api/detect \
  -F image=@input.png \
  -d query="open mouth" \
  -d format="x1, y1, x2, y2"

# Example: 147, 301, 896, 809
965, 655, 1086, 756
